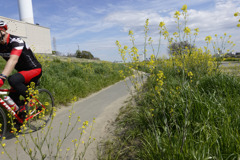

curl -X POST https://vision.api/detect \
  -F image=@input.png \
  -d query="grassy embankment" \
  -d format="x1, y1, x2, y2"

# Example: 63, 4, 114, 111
98, 5, 240, 160
0, 55, 132, 159
0, 56, 131, 106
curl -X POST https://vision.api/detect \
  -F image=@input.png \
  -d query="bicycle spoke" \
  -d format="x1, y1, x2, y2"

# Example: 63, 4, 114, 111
27, 89, 54, 131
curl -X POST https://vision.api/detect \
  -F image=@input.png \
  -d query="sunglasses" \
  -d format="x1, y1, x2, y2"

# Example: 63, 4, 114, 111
0, 30, 5, 43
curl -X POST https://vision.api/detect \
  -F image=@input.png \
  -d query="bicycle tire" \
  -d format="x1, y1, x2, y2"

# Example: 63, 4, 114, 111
27, 89, 54, 131
0, 107, 7, 141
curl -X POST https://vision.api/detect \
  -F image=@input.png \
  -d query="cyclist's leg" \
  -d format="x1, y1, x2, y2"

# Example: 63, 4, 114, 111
8, 69, 42, 112
8, 73, 27, 106
9, 91, 24, 106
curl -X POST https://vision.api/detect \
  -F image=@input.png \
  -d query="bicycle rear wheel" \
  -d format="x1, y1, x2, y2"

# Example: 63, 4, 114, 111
27, 89, 54, 131
0, 107, 7, 141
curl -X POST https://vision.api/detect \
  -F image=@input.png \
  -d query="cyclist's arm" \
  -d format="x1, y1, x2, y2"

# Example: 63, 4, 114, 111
1, 54, 19, 77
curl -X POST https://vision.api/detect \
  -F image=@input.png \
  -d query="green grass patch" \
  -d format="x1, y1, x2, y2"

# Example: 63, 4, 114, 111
99, 62, 240, 159
0, 57, 131, 106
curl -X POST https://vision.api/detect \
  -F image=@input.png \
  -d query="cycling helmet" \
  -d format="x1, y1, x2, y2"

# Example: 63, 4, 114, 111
0, 20, 8, 31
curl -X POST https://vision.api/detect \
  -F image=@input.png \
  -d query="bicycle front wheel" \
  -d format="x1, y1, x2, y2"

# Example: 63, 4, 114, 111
0, 107, 7, 141
27, 89, 54, 131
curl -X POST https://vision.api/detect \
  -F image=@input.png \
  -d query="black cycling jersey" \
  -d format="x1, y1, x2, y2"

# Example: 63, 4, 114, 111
0, 34, 41, 71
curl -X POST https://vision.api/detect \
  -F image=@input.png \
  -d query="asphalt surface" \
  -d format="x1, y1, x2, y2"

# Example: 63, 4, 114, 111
220, 61, 240, 67
0, 77, 135, 160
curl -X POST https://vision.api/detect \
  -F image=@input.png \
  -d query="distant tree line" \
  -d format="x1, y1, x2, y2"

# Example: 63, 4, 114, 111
51, 49, 99, 60
75, 49, 94, 59
51, 38, 99, 60
168, 41, 195, 56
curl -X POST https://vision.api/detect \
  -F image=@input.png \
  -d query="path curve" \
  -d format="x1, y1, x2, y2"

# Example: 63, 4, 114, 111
0, 77, 135, 160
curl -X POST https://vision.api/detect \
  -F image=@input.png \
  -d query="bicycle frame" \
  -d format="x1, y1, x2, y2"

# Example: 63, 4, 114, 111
0, 88, 46, 124
0, 88, 24, 124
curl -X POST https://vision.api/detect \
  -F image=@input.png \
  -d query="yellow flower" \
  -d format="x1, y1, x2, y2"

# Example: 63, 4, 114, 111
234, 12, 239, 17
181, 4, 187, 12
194, 28, 199, 32
72, 96, 77, 102
173, 32, 178, 36
205, 36, 212, 43
237, 24, 240, 27
174, 11, 181, 17
2, 143, 6, 147
145, 19, 149, 26
184, 27, 191, 34
129, 30, 134, 35
159, 21, 165, 28
174, 11, 181, 19
188, 71, 193, 77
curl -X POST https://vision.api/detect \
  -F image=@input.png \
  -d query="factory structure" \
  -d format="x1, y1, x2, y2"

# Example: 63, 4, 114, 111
1, 0, 52, 54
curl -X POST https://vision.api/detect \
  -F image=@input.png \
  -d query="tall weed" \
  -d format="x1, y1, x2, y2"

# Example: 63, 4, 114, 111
100, 4, 240, 160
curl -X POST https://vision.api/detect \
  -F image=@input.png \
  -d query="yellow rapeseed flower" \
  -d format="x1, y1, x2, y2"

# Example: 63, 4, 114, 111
188, 71, 193, 77
159, 21, 165, 28
194, 28, 199, 32
129, 30, 134, 35
184, 27, 191, 34
174, 11, 181, 18
181, 4, 187, 12
173, 32, 178, 36
145, 19, 149, 26
234, 12, 239, 17
205, 35, 212, 43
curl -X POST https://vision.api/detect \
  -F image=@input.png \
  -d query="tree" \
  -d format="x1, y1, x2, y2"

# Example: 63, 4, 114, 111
75, 50, 94, 59
168, 41, 195, 56
76, 49, 82, 58
82, 50, 94, 59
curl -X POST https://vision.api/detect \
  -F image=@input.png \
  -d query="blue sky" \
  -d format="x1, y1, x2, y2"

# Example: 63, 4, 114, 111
1, 0, 240, 61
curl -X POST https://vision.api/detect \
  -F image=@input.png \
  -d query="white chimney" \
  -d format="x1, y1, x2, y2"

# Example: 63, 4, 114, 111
18, 0, 34, 24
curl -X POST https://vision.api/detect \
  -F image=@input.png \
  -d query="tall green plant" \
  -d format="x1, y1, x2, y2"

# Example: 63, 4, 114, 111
102, 4, 240, 160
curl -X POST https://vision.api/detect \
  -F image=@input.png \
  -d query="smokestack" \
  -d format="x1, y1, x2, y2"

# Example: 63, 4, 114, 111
18, 0, 34, 24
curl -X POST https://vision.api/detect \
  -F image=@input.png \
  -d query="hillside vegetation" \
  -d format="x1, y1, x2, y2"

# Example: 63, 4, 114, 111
0, 56, 131, 106
98, 5, 240, 160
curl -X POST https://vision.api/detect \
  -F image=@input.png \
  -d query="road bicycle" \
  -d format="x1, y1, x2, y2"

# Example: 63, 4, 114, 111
0, 87, 54, 140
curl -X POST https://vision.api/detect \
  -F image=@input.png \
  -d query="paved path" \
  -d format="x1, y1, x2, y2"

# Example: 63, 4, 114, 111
0, 77, 136, 160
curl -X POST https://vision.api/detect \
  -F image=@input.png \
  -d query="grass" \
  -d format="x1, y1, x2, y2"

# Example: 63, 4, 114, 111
0, 56, 131, 106
99, 61, 240, 160
1, 3, 240, 159
98, 4, 240, 160
0, 55, 131, 159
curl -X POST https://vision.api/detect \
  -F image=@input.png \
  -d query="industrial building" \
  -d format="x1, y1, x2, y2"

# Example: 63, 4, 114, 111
1, 0, 52, 54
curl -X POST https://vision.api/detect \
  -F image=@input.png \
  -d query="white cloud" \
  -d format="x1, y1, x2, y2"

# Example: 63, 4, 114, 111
46, 0, 240, 60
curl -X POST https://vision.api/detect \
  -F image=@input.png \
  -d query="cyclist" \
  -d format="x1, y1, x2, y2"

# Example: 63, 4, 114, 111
0, 20, 42, 119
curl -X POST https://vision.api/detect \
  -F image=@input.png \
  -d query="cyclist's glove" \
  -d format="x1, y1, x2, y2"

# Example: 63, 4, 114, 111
0, 74, 7, 87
